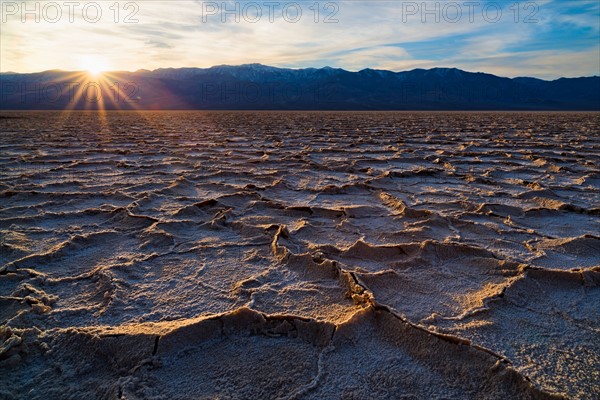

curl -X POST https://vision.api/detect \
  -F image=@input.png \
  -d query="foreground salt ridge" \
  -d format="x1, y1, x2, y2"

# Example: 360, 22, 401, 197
0, 306, 564, 399
1, 111, 599, 399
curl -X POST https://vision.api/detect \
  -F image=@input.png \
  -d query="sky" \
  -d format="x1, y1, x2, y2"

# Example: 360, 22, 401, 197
1, 0, 599, 79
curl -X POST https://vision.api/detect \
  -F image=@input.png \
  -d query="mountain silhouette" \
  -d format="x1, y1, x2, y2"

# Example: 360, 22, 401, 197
1, 64, 599, 110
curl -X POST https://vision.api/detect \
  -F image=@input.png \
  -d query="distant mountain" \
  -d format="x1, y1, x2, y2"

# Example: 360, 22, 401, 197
1, 64, 599, 110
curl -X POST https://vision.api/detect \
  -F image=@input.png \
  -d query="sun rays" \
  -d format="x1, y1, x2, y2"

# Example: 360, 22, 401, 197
53, 70, 144, 136
52, 68, 180, 141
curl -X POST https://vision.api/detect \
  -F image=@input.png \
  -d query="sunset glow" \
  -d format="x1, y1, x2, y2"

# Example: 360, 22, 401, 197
79, 56, 109, 77
1, 1, 598, 79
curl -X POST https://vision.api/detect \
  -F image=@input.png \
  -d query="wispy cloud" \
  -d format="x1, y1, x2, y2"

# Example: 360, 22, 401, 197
1, 0, 598, 78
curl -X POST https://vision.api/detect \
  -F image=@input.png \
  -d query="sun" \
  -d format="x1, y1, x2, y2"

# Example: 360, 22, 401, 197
87, 66, 104, 77
79, 55, 109, 77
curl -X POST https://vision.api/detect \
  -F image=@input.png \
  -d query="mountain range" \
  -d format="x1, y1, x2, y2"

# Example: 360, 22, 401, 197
1, 64, 599, 110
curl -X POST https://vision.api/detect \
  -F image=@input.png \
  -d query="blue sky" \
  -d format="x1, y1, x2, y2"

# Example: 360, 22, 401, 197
1, 0, 599, 79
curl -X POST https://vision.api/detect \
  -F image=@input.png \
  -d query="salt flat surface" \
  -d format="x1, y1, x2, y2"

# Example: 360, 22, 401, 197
0, 111, 599, 399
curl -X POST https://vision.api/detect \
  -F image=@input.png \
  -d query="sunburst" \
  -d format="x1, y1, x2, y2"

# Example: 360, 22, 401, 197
79, 55, 109, 77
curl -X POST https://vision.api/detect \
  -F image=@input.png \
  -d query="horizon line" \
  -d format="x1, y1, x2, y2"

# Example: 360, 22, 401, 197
2, 64, 599, 82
